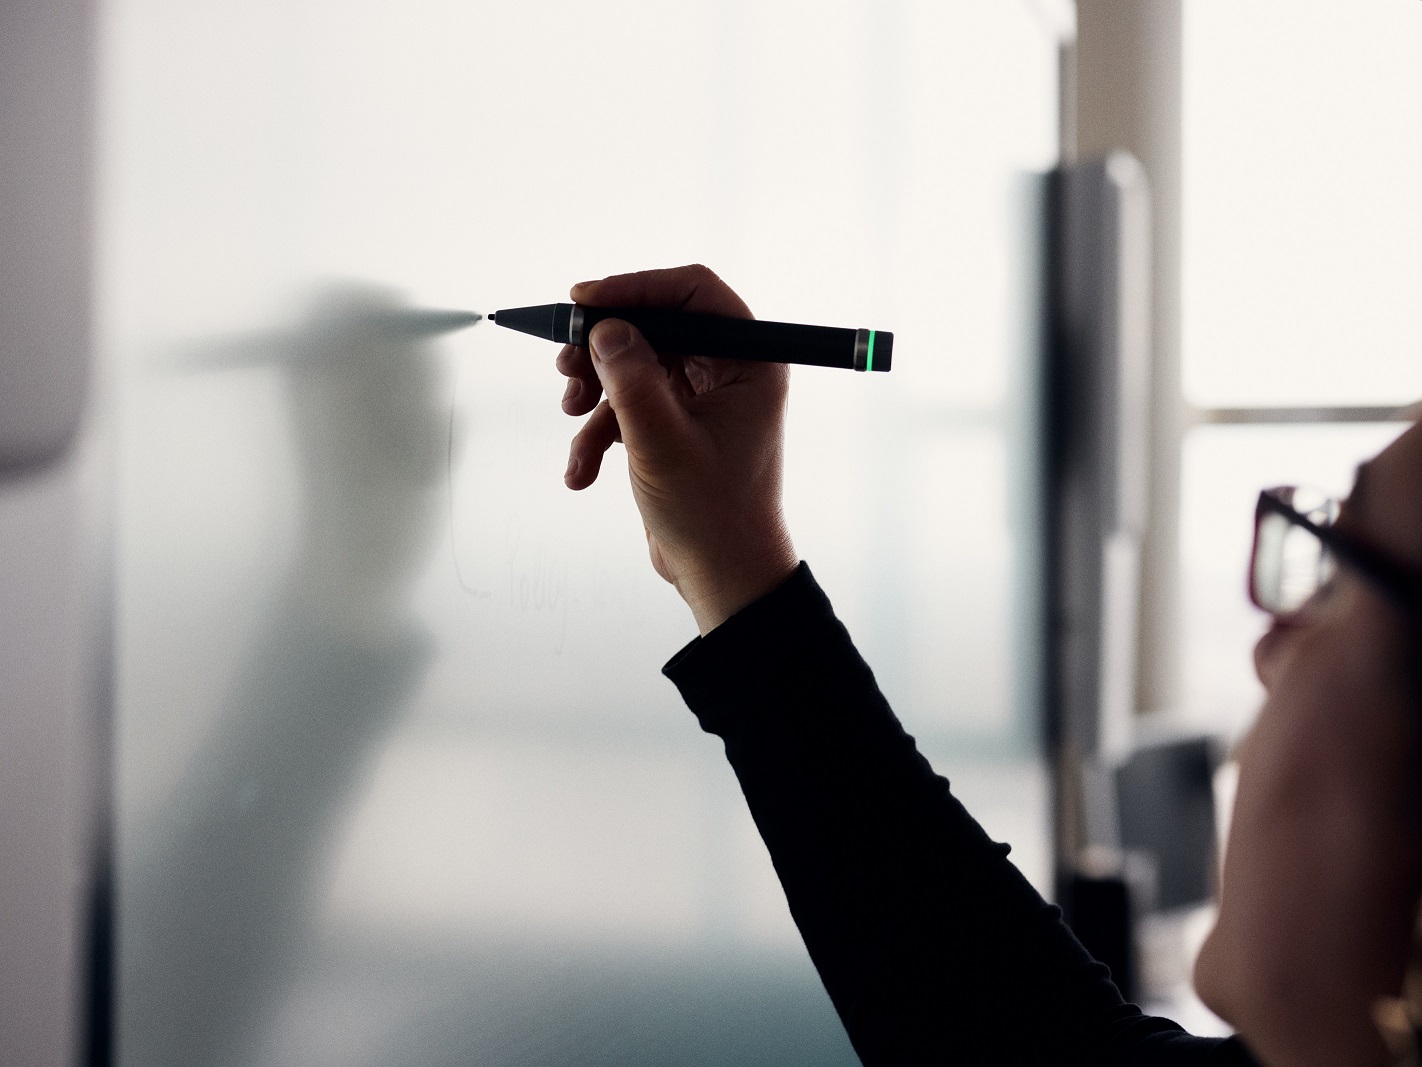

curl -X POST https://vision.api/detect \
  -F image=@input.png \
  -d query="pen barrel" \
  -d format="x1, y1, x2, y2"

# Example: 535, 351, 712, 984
573, 306, 892, 372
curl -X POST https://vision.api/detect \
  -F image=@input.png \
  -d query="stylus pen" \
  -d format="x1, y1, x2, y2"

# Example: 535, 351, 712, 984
488, 303, 893, 373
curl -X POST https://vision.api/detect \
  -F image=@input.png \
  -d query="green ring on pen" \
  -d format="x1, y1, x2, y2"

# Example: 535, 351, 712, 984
866, 331, 877, 373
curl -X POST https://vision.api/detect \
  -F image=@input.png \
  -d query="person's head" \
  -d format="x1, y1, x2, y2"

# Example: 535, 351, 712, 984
1195, 417, 1422, 1065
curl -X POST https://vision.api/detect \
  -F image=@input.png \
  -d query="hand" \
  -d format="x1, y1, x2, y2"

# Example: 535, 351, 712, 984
558, 264, 797, 634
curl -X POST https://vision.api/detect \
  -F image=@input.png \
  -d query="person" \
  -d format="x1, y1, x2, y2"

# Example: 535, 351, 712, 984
554, 264, 1422, 1066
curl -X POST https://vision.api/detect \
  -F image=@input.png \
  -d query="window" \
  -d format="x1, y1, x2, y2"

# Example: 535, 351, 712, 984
1178, 0, 1422, 739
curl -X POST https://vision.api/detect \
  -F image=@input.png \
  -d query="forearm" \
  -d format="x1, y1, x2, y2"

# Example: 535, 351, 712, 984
665, 565, 1244, 1065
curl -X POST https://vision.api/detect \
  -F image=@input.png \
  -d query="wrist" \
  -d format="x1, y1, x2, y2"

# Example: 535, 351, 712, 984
677, 534, 799, 636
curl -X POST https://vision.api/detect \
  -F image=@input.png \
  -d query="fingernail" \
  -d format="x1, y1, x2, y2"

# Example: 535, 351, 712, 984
564, 456, 579, 482
562, 379, 581, 404
590, 320, 631, 362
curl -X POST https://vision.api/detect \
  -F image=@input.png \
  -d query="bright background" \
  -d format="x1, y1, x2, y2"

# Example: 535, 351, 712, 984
1178, 0, 1422, 740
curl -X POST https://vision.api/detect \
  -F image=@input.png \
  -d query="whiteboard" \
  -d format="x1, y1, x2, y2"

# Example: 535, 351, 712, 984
102, 1, 1060, 1063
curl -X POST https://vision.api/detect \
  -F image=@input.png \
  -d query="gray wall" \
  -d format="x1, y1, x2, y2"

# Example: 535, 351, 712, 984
0, 1, 102, 1063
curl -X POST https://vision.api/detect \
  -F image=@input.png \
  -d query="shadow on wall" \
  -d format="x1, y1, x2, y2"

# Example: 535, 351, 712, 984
120, 283, 457, 1067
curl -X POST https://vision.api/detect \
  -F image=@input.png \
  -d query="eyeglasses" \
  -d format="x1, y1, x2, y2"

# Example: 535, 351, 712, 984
1250, 486, 1422, 620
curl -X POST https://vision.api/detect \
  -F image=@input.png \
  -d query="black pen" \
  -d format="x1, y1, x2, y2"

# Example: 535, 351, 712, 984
488, 303, 893, 373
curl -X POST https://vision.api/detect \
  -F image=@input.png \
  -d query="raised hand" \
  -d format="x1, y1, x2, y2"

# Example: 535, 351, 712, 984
558, 264, 797, 634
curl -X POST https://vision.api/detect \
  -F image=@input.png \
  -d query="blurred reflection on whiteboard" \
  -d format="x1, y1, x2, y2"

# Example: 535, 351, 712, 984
124, 284, 454, 1066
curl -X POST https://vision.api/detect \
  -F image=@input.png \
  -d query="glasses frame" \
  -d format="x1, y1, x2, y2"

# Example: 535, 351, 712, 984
1251, 487, 1422, 621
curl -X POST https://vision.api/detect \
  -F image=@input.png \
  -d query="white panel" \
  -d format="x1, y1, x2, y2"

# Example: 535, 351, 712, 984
100, 2, 1057, 1063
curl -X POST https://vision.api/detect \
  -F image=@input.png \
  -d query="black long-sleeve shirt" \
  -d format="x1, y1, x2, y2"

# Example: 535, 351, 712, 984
663, 564, 1259, 1066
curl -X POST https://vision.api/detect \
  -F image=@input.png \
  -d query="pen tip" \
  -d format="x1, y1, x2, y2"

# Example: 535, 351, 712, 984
488, 312, 497, 323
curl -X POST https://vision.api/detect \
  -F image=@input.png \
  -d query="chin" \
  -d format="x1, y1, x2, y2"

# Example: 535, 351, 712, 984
1191, 922, 1236, 1028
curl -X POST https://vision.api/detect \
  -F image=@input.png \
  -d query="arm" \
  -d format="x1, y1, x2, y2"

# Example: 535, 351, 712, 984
559, 265, 1257, 1065
664, 563, 1250, 1065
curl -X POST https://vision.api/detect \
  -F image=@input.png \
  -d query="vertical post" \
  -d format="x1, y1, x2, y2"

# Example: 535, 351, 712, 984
1072, 0, 1184, 720
1047, 155, 1152, 860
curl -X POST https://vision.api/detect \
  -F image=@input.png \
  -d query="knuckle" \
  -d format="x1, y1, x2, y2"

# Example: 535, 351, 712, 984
683, 262, 721, 288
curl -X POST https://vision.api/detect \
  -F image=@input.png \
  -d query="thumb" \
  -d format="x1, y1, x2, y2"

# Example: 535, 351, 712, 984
589, 319, 689, 451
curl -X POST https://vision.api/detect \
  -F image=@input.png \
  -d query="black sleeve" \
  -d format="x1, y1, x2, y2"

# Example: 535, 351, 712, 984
663, 563, 1258, 1067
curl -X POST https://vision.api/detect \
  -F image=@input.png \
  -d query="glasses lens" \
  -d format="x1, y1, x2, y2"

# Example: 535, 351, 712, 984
1252, 489, 1340, 614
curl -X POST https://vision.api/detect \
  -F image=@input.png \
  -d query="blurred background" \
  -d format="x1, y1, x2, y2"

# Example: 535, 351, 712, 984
0, 1, 1419, 1064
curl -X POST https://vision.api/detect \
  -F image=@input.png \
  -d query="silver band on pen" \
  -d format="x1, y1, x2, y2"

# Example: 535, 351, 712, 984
852, 328, 871, 372
567, 305, 587, 346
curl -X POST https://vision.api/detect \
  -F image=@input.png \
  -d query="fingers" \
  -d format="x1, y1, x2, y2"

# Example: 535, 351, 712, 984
587, 320, 693, 459
565, 399, 620, 490
556, 344, 602, 416
555, 343, 590, 379
571, 264, 753, 320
